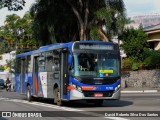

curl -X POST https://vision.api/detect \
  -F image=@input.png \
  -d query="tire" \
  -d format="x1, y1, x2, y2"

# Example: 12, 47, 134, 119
27, 85, 32, 102
54, 88, 63, 106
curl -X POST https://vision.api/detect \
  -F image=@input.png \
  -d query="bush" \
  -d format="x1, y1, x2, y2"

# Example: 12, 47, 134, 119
132, 63, 138, 71
144, 48, 160, 57
144, 56, 160, 69
0, 65, 5, 71
122, 58, 133, 69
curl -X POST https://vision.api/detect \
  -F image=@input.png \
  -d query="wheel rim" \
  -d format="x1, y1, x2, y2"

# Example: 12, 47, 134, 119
57, 90, 60, 103
27, 88, 30, 99
56, 89, 62, 105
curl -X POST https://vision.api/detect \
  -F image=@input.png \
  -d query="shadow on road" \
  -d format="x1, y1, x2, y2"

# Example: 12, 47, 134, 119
1, 89, 133, 108
0, 118, 7, 120
28, 97, 133, 108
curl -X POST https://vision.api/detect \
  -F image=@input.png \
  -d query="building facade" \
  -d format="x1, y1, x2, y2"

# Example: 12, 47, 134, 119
144, 24, 160, 50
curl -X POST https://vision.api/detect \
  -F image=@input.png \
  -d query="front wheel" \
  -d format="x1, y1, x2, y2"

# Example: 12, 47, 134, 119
27, 85, 32, 102
54, 88, 63, 106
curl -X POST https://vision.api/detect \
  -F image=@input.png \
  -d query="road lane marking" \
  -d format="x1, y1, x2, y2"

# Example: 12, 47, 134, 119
1, 97, 129, 120
121, 91, 143, 93
143, 90, 158, 93
121, 90, 158, 93
0, 98, 9, 100
105, 117, 129, 120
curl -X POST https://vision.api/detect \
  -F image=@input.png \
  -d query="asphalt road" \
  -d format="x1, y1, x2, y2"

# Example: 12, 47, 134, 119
0, 89, 160, 120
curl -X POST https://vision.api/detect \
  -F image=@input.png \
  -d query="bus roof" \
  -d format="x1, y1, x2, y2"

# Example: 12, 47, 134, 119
16, 41, 117, 58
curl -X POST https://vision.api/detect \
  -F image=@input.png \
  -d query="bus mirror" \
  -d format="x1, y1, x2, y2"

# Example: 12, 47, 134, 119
68, 55, 73, 66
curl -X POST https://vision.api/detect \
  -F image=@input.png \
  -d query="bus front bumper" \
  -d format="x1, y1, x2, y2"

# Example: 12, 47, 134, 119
69, 89, 120, 100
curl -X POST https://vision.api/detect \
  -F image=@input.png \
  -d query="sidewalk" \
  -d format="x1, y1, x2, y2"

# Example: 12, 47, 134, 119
121, 87, 160, 93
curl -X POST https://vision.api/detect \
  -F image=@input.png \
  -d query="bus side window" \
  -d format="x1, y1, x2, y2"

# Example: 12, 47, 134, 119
15, 58, 21, 73
27, 56, 31, 73
38, 54, 45, 72
46, 56, 54, 72
53, 50, 60, 71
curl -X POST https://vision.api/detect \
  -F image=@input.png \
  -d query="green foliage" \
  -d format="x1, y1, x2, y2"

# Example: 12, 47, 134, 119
143, 56, 160, 69
30, 0, 78, 44
144, 48, 160, 57
122, 49, 160, 70
143, 49, 160, 69
0, 65, 5, 71
122, 58, 133, 69
30, 0, 126, 44
132, 63, 138, 71
0, 12, 38, 53
6, 58, 15, 73
93, 0, 126, 40
0, 0, 25, 11
90, 26, 101, 40
121, 27, 148, 61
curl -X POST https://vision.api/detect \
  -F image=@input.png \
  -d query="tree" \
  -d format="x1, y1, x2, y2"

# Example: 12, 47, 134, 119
0, 0, 25, 11
121, 27, 149, 61
0, 12, 38, 53
30, 0, 126, 45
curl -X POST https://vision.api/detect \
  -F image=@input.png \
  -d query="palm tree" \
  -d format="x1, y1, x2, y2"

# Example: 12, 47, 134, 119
95, 0, 126, 41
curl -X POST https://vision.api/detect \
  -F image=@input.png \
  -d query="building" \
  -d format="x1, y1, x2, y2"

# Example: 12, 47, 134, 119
144, 24, 160, 50
0, 51, 16, 66
0, 51, 16, 82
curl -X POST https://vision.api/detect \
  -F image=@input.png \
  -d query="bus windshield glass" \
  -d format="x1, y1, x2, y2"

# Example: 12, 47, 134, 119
71, 53, 120, 77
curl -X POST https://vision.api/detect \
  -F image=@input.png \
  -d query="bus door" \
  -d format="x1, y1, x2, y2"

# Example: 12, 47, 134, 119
60, 48, 69, 97
20, 58, 26, 94
33, 55, 39, 96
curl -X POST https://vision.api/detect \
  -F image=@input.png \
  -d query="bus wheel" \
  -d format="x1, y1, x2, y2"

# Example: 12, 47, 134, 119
93, 100, 103, 106
54, 88, 63, 106
27, 85, 32, 102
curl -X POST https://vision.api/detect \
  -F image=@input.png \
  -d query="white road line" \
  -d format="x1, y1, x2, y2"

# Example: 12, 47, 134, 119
121, 90, 158, 93
0, 97, 9, 100
1, 97, 129, 120
105, 117, 129, 120
121, 91, 143, 93
5, 98, 83, 111
143, 90, 158, 93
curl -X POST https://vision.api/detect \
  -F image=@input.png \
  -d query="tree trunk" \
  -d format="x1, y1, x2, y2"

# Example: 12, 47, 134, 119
79, 25, 87, 40
67, 0, 89, 41
97, 21, 109, 42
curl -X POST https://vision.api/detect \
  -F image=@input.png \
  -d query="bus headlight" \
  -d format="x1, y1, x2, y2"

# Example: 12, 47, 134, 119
72, 84, 76, 88
77, 86, 82, 92
72, 84, 82, 92
114, 84, 121, 92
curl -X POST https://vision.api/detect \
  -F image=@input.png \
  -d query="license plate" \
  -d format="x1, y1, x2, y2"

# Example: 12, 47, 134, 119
94, 93, 103, 97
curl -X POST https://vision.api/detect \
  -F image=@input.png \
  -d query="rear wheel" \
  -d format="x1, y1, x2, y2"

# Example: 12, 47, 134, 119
54, 88, 63, 106
27, 85, 32, 102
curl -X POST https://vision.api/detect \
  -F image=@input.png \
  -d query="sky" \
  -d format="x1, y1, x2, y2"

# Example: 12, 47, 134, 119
124, 0, 160, 17
0, 0, 35, 26
0, 0, 160, 26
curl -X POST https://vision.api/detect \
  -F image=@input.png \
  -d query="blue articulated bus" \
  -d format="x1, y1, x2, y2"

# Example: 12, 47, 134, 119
14, 41, 121, 106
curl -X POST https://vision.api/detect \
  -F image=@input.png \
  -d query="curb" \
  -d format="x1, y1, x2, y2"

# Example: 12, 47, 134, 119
121, 90, 158, 93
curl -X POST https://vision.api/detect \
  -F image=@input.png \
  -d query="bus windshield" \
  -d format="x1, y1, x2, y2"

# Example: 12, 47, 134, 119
71, 53, 120, 77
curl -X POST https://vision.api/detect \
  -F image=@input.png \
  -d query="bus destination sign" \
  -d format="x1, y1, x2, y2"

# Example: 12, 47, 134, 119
78, 44, 114, 50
